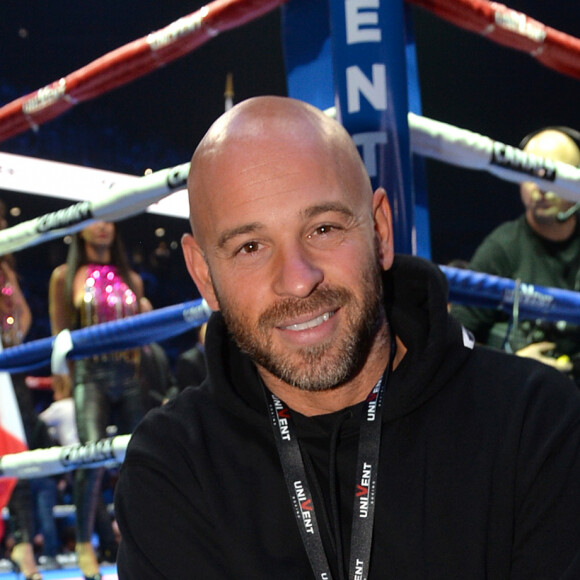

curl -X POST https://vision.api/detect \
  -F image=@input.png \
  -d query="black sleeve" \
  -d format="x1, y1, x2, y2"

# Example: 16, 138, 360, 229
510, 368, 580, 578
114, 410, 227, 579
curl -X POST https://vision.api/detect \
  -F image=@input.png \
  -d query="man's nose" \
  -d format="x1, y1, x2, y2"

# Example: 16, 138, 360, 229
272, 243, 324, 298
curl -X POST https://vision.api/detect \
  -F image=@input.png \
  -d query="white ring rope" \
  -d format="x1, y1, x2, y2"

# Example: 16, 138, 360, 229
0, 435, 130, 480
2, 113, 580, 257
0, 162, 190, 255
408, 113, 580, 201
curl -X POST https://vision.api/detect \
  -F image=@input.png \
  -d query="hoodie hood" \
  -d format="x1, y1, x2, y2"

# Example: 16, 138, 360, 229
203, 254, 473, 424
382, 254, 472, 420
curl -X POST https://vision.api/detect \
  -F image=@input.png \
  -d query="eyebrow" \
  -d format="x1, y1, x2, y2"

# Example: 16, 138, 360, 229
217, 222, 263, 250
301, 201, 355, 220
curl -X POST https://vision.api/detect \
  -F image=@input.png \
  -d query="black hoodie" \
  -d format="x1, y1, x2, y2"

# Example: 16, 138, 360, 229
115, 255, 580, 579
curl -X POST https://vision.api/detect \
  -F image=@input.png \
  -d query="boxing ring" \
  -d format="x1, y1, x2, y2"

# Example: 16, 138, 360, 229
1, 0, 580, 576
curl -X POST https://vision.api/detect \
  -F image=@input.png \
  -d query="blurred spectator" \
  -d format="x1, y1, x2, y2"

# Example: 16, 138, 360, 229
139, 342, 177, 410
0, 198, 45, 580
39, 370, 119, 566
175, 323, 207, 394
452, 127, 580, 382
48, 221, 150, 579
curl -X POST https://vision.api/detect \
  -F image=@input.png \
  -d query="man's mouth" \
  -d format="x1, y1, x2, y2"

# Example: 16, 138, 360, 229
281, 310, 336, 331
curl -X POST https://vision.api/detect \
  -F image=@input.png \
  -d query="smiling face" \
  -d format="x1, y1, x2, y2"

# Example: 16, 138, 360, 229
183, 97, 393, 393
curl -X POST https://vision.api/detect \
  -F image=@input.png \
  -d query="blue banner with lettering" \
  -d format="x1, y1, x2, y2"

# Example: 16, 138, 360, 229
282, 0, 334, 111
282, 0, 416, 255
328, 0, 414, 254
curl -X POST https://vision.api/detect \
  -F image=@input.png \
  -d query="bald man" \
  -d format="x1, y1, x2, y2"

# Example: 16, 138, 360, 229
452, 128, 580, 376
115, 99, 580, 579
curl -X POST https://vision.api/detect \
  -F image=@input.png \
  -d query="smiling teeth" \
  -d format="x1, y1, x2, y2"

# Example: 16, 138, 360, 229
285, 312, 332, 331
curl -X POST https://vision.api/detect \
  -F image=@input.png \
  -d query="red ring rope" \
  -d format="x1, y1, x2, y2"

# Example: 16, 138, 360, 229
409, 0, 580, 80
0, 0, 286, 143
0, 0, 578, 146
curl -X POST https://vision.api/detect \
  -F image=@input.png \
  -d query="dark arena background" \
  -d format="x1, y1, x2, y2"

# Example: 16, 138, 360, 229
0, 1, 578, 347
0, 1, 579, 577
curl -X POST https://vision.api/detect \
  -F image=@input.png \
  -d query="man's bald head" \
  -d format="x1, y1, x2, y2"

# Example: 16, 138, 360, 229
522, 128, 580, 166
186, 96, 372, 240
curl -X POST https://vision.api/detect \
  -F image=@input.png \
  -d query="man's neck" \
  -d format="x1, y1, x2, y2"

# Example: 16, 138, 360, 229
527, 212, 577, 242
260, 335, 406, 417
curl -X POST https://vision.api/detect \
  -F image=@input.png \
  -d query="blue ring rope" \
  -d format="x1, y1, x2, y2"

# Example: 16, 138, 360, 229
1, 267, 579, 375
0, 298, 211, 373
442, 266, 580, 324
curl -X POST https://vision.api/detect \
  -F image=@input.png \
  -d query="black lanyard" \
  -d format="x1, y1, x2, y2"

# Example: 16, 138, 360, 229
265, 344, 393, 580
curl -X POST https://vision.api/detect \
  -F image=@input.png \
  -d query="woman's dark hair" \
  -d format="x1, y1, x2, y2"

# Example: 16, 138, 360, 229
62, 224, 138, 327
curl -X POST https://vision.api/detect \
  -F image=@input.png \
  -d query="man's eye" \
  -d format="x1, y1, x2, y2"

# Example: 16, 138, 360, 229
310, 225, 338, 237
306, 223, 348, 247
238, 241, 260, 254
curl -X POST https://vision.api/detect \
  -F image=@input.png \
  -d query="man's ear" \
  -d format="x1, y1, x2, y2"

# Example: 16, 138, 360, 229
372, 188, 394, 271
181, 233, 219, 311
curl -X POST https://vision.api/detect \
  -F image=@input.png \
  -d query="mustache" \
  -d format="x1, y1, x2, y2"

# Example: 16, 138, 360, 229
258, 286, 351, 329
